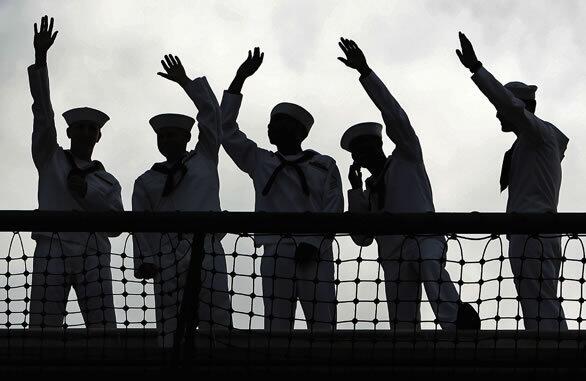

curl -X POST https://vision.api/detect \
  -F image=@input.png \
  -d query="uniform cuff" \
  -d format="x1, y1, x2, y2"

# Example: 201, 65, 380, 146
220, 90, 243, 109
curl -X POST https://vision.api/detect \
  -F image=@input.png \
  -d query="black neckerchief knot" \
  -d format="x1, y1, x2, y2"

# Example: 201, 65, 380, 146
64, 150, 104, 198
262, 151, 317, 197
151, 154, 189, 197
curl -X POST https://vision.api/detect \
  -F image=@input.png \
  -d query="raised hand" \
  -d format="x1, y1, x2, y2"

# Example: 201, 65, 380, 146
157, 54, 190, 87
237, 47, 264, 79
228, 47, 264, 94
33, 15, 58, 65
456, 32, 482, 73
348, 163, 363, 190
337, 37, 370, 76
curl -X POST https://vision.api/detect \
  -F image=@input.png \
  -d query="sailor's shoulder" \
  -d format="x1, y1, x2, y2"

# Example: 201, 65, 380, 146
93, 170, 119, 187
306, 150, 337, 171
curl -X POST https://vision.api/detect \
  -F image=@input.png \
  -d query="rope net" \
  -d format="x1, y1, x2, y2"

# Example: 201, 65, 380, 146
0, 212, 585, 374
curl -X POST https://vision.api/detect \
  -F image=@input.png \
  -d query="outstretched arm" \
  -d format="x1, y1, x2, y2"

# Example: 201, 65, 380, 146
158, 54, 222, 160
29, 15, 59, 169
221, 48, 268, 176
456, 32, 547, 142
338, 37, 422, 161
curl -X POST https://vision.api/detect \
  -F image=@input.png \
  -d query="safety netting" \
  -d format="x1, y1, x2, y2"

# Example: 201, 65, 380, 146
0, 211, 585, 375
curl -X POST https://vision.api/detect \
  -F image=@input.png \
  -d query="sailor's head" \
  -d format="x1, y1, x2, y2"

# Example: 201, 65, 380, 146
497, 81, 537, 133
340, 122, 384, 168
63, 107, 108, 148
149, 113, 194, 159
267, 102, 313, 146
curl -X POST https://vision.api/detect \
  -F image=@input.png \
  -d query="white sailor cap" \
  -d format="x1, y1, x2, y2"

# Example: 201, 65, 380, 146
149, 113, 195, 133
270, 102, 314, 133
63, 107, 110, 128
504, 81, 538, 101
340, 122, 383, 152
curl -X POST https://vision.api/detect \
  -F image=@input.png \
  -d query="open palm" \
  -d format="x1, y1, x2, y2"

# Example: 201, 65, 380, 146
236, 47, 264, 79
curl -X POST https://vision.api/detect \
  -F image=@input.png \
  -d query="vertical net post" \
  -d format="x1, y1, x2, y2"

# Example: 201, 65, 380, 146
173, 232, 205, 366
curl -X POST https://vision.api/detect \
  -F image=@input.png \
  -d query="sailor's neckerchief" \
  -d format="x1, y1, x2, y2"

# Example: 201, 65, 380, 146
365, 156, 394, 210
151, 152, 191, 197
262, 151, 317, 197
64, 150, 105, 198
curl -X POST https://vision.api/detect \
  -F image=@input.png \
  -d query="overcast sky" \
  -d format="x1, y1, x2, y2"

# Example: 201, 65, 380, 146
2, 0, 586, 329
1, 0, 586, 212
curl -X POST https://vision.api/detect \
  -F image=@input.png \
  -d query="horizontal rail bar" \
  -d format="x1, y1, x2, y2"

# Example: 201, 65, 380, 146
0, 211, 584, 234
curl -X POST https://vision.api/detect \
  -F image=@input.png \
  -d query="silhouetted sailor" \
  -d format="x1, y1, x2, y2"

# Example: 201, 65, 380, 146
456, 32, 568, 330
132, 55, 231, 347
338, 37, 480, 330
28, 16, 123, 329
221, 48, 343, 332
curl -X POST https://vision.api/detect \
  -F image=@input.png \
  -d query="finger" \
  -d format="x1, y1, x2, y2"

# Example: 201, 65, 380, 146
341, 38, 351, 50
458, 32, 468, 46
51, 31, 58, 43
259, 52, 264, 63
337, 57, 349, 66
175, 55, 182, 66
34, 23, 38, 35
157, 72, 172, 80
165, 55, 173, 67
460, 33, 471, 46
338, 42, 348, 55
48, 17, 54, 35
41, 16, 46, 32
253, 46, 260, 58
349, 40, 358, 50
456, 50, 464, 63
160, 59, 170, 72
247, 50, 252, 60
168, 54, 177, 66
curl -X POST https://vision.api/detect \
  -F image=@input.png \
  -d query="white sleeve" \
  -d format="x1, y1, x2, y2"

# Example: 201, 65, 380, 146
360, 71, 423, 162
347, 189, 374, 246
220, 91, 271, 177
28, 64, 59, 170
185, 77, 222, 161
471, 66, 549, 144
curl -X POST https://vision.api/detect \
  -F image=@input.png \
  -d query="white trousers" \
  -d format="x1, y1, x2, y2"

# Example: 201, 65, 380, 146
29, 237, 116, 328
508, 235, 567, 330
379, 237, 460, 330
261, 241, 336, 333
154, 239, 231, 348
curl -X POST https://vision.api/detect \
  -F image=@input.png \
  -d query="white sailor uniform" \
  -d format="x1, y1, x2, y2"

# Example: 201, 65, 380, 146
132, 77, 231, 348
221, 92, 344, 332
471, 66, 568, 330
345, 71, 462, 330
28, 64, 123, 328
